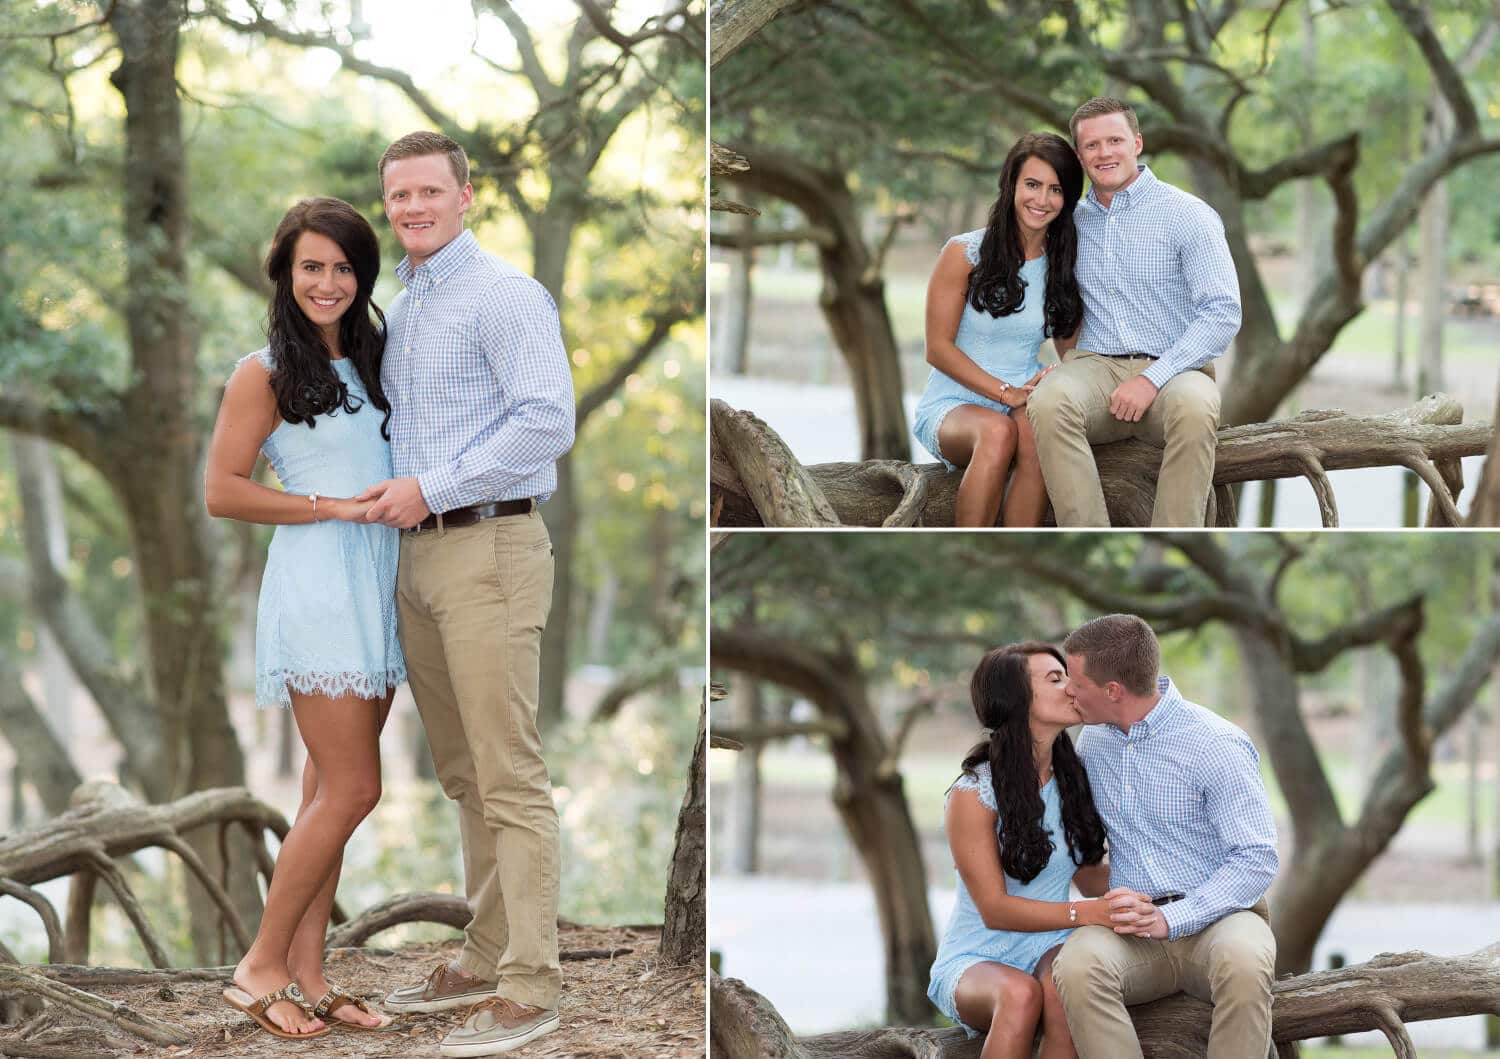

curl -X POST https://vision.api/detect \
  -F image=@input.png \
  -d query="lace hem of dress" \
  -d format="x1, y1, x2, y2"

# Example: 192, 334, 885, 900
256, 668, 405, 709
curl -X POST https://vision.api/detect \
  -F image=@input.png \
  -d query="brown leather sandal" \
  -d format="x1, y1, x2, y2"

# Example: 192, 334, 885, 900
222, 981, 331, 1039
312, 984, 395, 1031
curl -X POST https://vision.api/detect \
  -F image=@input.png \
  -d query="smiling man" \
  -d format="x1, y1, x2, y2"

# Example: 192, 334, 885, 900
1027, 97, 1241, 526
360, 130, 574, 1056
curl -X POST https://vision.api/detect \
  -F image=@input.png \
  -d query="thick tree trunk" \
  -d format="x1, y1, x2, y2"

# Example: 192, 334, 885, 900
661, 697, 707, 966
539, 454, 576, 732
719, 194, 756, 374
0, 653, 81, 817
106, 0, 258, 965
723, 147, 909, 460
711, 631, 935, 1024
726, 681, 764, 874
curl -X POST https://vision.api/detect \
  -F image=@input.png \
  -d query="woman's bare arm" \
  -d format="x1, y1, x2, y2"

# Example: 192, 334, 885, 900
947, 789, 1112, 931
204, 358, 370, 525
924, 243, 1021, 406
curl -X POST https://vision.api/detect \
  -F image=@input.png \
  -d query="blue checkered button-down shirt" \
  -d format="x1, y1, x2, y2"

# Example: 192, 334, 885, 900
1077, 675, 1277, 940
1075, 166, 1241, 391
383, 229, 575, 512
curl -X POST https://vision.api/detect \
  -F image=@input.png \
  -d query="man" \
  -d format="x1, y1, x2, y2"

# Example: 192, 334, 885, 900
358, 130, 575, 1056
1028, 97, 1241, 526
1053, 614, 1278, 1059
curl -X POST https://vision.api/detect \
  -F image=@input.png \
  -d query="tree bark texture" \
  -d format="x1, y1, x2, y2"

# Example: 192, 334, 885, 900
91, 0, 261, 966
711, 631, 935, 1024
712, 943, 1500, 1058
661, 697, 707, 966
711, 397, 1491, 528
720, 147, 911, 461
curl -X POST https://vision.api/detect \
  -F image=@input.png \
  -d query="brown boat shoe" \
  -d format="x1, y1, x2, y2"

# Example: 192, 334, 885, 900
440, 996, 560, 1056
384, 959, 500, 1014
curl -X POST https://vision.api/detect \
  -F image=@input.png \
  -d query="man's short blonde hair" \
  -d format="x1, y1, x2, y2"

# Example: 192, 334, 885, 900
1063, 614, 1160, 696
1069, 97, 1141, 144
379, 131, 469, 193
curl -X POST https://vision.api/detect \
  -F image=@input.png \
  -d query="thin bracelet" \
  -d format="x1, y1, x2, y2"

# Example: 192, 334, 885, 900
1068, 902, 1077, 924
309, 492, 320, 522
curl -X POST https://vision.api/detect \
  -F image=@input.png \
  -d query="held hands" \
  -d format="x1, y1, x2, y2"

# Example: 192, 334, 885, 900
1108, 375, 1159, 422
323, 497, 376, 523
1104, 887, 1169, 938
355, 477, 432, 530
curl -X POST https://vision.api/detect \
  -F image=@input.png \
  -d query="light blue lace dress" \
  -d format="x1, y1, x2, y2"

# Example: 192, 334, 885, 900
245, 348, 405, 708
928, 762, 1079, 1037
912, 230, 1048, 470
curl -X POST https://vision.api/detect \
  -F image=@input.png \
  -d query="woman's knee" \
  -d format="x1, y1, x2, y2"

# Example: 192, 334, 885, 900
992, 973, 1043, 1026
971, 414, 1017, 460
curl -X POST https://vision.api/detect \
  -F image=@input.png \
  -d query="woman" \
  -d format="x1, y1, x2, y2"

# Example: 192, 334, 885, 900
911, 133, 1084, 527
205, 197, 403, 1038
927, 643, 1110, 1059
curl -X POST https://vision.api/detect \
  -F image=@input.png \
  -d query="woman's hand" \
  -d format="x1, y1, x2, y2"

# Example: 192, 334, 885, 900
1001, 382, 1037, 407
1025, 365, 1055, 389
323, 497, 375, 523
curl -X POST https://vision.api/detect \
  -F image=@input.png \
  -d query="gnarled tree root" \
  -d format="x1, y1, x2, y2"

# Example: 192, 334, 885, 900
0, 784, 290, 969
711, 395, 1493, 528
711, 942, 1500, 1058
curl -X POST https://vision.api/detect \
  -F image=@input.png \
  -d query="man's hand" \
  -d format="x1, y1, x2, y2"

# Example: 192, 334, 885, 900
1105, 888, 1169, 938
1108, 374, 1159, 422
357, 477, 431, 529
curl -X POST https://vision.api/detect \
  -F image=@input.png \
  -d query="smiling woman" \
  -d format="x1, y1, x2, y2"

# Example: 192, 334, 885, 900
909, 132, 1085, 529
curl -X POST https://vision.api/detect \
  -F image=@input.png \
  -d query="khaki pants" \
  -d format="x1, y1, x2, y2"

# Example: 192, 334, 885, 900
1052, 907, 1275, 1059
397, 511, 560, 1010
1028, 350, 1220, 527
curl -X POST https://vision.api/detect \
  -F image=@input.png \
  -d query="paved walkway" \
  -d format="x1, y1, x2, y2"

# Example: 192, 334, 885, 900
710, 875, 1500, 1048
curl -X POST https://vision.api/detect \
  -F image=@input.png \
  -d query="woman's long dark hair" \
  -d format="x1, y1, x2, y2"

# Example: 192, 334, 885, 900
966, 132, 1084, 339
264, 197, 392, 438
958, 642, 1105, 883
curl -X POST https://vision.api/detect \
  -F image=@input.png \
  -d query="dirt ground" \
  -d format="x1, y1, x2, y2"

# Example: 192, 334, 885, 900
2, 926, 704, 1058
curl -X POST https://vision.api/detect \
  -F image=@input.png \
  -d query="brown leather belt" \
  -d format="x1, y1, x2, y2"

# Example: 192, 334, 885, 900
411, 498, 534, 533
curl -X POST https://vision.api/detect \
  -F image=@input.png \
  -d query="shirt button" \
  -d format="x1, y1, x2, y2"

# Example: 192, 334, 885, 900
404, 344, 410, 352
1124, 785, 1132, 793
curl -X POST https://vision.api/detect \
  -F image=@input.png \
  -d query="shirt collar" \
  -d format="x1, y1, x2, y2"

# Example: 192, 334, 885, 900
1082, 164, 1156, 214
396, 228, 479, 288
1128, 674, 1182, 737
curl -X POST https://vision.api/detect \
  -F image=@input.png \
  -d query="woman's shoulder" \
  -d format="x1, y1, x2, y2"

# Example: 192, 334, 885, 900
943, 228, 986, 266
949, 761, 997, 812
236, 346, 275, 375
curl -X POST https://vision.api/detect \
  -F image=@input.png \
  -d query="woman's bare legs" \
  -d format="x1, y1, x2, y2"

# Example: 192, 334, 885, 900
1001, 408, 1048, 527
953, 961, 1044, 1059
937, 405, 1019, 527
1033, 945, 1077, 1059
231, 689, 386, 1034
285, 691, 395, 1026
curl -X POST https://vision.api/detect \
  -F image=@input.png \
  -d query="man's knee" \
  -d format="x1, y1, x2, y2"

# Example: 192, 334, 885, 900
1206, 919, 1276, 1001
1027, 376, 1086, 435
1053, 926, 1124, 997
1155, 376, 1221, 434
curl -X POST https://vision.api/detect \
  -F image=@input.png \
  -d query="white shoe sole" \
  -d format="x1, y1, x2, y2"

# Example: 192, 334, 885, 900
439, 1013, 560, 1056
383, 988, 496, 1014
